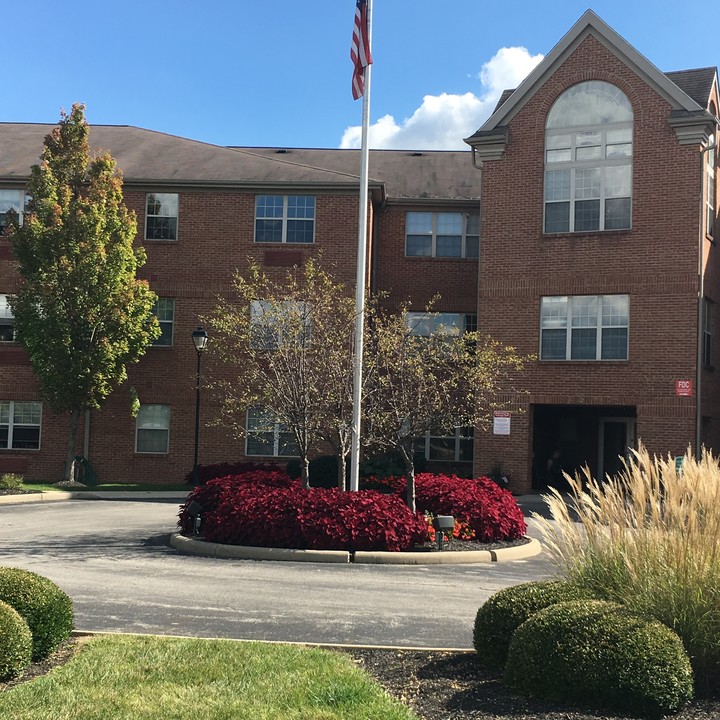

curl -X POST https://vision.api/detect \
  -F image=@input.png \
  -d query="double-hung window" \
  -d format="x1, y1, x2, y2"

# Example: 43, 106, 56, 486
704, 299, 713, 367
544, 81, 633, 233
405, 212, 479, 258
254, 195, 315, 244
136, 404, 170, 453
405, 312, 476, 337
151, 298, 175, 347
246, 407, 298, 457
0, 190, 26, 234
250, 300, 310, 350
145, 193, 178, 241
540, 295, 629, 360
0, 294, 14, 342
414, 427, 474, 464
0, 401, 42, 449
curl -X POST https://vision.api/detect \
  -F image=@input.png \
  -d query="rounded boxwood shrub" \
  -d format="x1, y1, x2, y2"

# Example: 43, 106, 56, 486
473, 580, 590, 671
0, 567, 74, 660
0, 600, 32, 681
504, 600, 694, 718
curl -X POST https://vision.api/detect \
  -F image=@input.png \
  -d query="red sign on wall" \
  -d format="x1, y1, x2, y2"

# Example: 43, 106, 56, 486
675, 380, 693, 397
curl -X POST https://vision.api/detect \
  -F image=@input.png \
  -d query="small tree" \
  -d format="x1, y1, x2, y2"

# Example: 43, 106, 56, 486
363, 306, 525, 511
207, 259, 357, 489
7, 104, 159, 480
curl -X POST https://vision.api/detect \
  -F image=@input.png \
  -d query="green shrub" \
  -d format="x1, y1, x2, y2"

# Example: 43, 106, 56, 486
473, 580, 590, 671
504, 599, 694, 718
0, 567, 74, 660
0, 599, 32, 681
534, 445, 720, 691
0, 473, 24, 491
286, 455, 345, 489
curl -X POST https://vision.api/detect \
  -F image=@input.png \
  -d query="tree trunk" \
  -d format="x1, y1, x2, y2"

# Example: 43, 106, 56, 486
400, 445, 416, 513
300, 455, 310, 490
337, 453, 347, 491
64, 407, 81, 481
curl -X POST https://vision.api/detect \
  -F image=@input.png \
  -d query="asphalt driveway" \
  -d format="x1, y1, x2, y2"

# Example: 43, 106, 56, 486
1, 498, 556, 649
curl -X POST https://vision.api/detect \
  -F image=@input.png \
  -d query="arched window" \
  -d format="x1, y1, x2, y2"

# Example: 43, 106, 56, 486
544, 81, 633, 233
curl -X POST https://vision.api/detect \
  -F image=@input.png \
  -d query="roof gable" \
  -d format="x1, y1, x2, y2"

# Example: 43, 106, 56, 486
466, 9, 707, 145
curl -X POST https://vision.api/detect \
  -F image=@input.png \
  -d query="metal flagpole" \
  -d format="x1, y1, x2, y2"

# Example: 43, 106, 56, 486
349, 0, 372, 492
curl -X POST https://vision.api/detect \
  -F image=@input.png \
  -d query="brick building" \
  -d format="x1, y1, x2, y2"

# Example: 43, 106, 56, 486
0, 10, 717, 492
466, 10, 719, 491
0, 132, 480, 484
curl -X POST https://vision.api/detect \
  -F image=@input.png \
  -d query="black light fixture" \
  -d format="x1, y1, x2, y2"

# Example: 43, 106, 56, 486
432, 515, 455, 551
191, 327, 208, 486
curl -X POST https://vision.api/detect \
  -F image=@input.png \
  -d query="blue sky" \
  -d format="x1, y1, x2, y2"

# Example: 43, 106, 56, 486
5, 1, 717, 150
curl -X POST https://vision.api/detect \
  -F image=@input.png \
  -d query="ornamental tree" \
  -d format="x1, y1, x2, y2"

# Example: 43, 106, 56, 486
7, 104, 160, 480
207, 259, 357, 489
363, 305, 526, 512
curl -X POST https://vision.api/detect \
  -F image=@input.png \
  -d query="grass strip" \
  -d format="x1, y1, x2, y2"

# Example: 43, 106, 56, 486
0, 635, 417, 720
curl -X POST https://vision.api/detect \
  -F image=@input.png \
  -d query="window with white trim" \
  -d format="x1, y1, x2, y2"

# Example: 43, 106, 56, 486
246, 407, 298, 457
0, 190, 27, 234
0, 401, 41, 449
540, 295, 629, 360
544, 81, 633, 233
0, 294, 14, 342
145, 193, 178, 241
707, 144, 716, 239
405, 212, 479, 258
414, 426, 474, 463
405, 312, 477, 337
151, 298, 175, 347
250, 300, 310, 350
136, 404, 170, 453
254, 195, 315, 244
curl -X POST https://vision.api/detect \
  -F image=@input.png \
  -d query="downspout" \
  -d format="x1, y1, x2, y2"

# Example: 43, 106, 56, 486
83, 408, 91, 459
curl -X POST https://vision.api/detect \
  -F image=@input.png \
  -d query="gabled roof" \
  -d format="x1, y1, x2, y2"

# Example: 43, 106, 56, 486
241, 148, 480, 202
666, 68, 718, 108
0, 124, 480, 203
466, 9, 715, 146
0, 124, 368, 189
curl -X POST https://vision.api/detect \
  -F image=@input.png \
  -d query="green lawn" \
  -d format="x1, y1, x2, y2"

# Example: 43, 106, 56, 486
22, 482, 190, 493
0, 635, 417, 720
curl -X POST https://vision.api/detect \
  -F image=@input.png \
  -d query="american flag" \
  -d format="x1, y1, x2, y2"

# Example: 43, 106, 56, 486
350, 0, 372, 100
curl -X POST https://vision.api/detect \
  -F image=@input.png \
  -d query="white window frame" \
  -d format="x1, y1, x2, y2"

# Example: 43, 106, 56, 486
405, 311, 477, 337
540, 295, 629, 361
135, 404, 170, 454
250, 300, 310, 350
0, 190, 26, 233
245, 407, 299, 457
151, 298, 175, 347
414, 426, 474, 463
254, 195, 315, 244
0, 401, 42, 450
405, 212, 479, 258
145, 193, 178, 241
707, 144, 716, 239
0, 294, 15, 342
544, 82, 633, 234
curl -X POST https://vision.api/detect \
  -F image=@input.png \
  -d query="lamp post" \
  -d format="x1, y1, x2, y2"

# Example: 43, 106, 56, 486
191, 327, 208, 486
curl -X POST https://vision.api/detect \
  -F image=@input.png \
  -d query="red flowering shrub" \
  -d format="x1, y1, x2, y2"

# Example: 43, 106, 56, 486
414, 473, 526, 542
178, 473, 427, 551
178, 470, 526, 550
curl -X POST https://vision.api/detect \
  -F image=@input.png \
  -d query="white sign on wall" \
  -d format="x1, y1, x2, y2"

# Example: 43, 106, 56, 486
493, 410, 511, 435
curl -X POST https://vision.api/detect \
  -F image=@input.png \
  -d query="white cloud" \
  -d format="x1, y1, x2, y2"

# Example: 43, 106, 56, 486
340, 46, 544, 150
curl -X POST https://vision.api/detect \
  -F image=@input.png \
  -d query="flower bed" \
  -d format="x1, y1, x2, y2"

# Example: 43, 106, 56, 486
179, 471, 526, 552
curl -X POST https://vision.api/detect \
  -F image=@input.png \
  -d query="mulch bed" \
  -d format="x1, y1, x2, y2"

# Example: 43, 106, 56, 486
4, 639, 720, 719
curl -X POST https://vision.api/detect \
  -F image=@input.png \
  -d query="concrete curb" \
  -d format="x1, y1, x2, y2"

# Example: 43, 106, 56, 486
170, 533, 351, 563
170, 532, 542, 565
0, 491, 76, 505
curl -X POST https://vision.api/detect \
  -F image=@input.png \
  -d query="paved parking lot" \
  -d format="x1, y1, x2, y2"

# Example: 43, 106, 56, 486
1, 498, 556, 649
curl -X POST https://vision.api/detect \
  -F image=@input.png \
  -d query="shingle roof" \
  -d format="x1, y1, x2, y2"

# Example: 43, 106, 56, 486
665, 68, 718, 108
0, 124, 480, 202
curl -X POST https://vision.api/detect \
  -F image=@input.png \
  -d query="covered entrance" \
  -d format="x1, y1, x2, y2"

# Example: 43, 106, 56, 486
532, 404, 636, 490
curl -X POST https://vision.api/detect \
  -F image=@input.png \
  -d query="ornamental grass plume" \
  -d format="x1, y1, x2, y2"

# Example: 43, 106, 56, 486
533, 443, 720, 692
